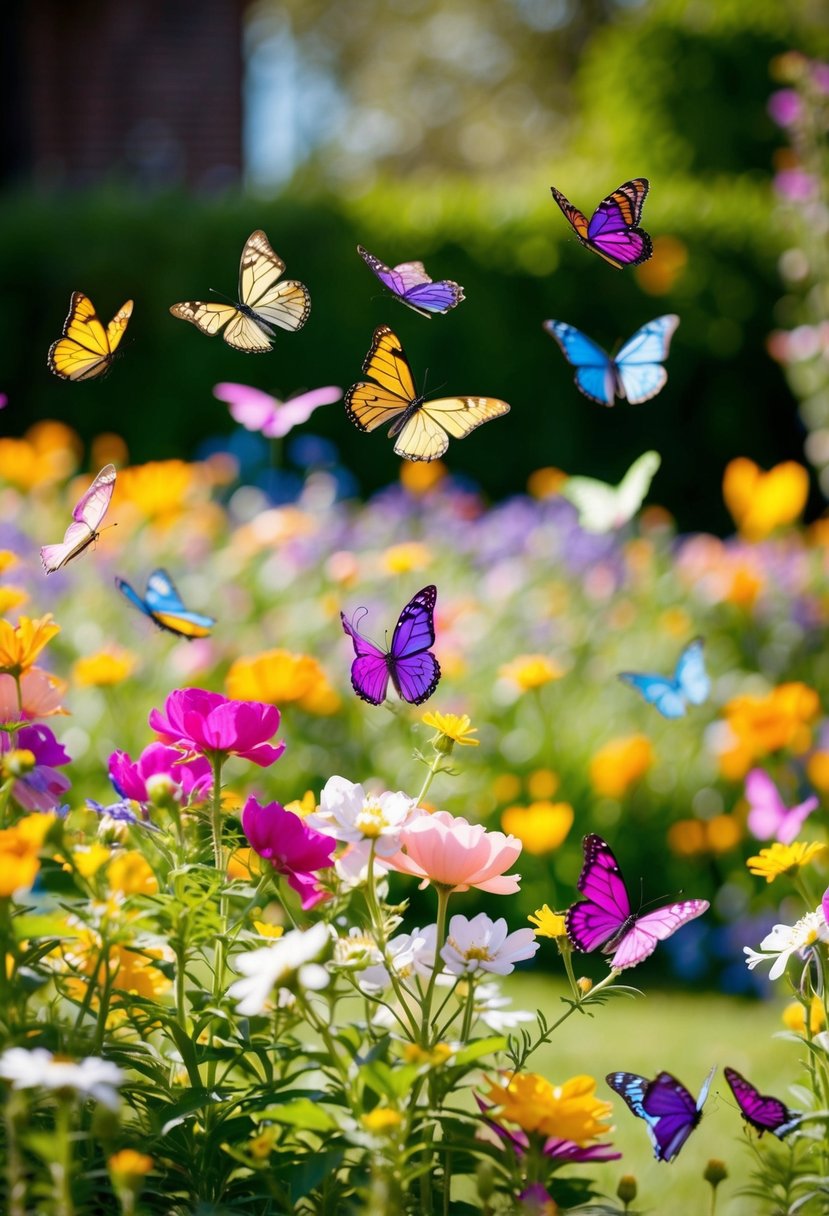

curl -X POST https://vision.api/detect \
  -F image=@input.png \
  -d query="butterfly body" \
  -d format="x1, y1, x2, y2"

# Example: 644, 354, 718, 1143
170, 230, 310, 353
566, 834, 709, 969
48, 293, 133, 381
607, 1067, 714, 1161
357, 245, 465, 318
341, 585, 441, 705
619, 638, 709, 718
551, 179, 652, 269
723, 1067, 800, 1139
116, 569, 215, 640
40, 464, 116, 573
543, 316, 678, 407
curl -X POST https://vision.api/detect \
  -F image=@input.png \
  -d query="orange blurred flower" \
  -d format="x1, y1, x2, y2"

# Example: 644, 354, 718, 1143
527, 468, 567, 499
0, 813, 53, 897
501, 802, 573, 855
717, 683, 820, 779
226, 648, 341, 715
0, 422, 81, 490
400, 460, 447, 495
590, 735, 654, 799
0, 615, 60, 676
723, 457, 809, 541
116, 460, 208, 529
667, 815, 742, 857
634, 235, 688, 295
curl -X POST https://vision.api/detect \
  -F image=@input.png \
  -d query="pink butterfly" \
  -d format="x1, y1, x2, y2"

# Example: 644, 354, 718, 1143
213, 383, 342, 439
745, 769, 819, 844
40, 464, 116, 574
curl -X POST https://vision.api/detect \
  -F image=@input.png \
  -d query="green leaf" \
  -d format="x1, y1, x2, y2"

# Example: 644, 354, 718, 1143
263, 1098, 339, 1132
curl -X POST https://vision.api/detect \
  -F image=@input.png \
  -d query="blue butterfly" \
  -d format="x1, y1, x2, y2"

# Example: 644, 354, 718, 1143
618, 638, 709, 718
607, 1067, 715, 1162
543, 315, 679, 406
116, 569, 216, 640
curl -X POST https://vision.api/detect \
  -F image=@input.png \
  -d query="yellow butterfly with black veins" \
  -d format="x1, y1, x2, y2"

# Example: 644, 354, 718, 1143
345, 326, 510, 462
170, 230, 311, 352
48, 292, 133, 381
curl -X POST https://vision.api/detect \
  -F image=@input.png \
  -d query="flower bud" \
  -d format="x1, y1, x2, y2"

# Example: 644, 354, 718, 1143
577, 976, 593, 995
704, 1159, 728, 1187
3, 749, 35, 777
617, 1175, 638, 1204
145, 772, 177, 809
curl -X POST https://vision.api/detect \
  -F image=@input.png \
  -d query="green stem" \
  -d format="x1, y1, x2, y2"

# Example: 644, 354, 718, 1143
52, 1098, 74, 1216
420, 886, 451, 1045
364, 846, 418, 1035
415, 752, 444, 807
5, 1092, 25, 1216
208, 754, 227, 1093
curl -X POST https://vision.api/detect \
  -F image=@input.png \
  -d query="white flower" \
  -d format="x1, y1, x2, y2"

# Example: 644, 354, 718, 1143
472, 981, 536, 1032
228, 922, 330, 1015
744, 908, 829, 981
333, 928, 384, 971
359, 925, 439, 995
441, 913, 539, 977
335, 840, 390, 889
0, 1048, 123, 1110
310, 776, 415, 856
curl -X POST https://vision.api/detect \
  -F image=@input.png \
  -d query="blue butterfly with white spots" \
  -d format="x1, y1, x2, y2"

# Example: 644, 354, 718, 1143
543, 315, 679, 407
607, 1067, 715, 1161
116, 569, 216, 640
619, 638, 709, 718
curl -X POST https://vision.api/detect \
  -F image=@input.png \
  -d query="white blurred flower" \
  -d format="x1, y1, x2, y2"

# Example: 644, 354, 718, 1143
472, 982, 535, 1032
228, 922, 330, 1015
310, 776, 415, 856
0, 1048, 123, 1110
333, 927, 383, 971
744, 908, 829, 981
441, 913, 538, 977
359, 925, 439, 994
335, 840, 390, 889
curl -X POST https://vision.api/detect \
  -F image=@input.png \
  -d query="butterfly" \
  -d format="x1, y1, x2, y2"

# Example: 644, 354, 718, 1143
341, 585, 440, 705
214, 383, 342, 439
550, 178, 653, 269
618, 638, 710, 719
116, 569, 216, 639
744, 769, 819, 845
561, 451, 661, 534
566, 833, 709, 970
723, 1067, 800, 1139
47, 292, 133, 381
170, 230, 311, 352
543, 315, 679, 406
357, 245, 465, 318
606, 1067, 715, 1161
345, 326, 510, 462
40, 464, 116, 574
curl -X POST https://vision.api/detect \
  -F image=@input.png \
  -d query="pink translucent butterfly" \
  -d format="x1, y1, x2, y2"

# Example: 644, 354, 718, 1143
566, 834, 709, 969
213, 383, 342, 439
40, 464, 116, 574
745, 769, 818, 844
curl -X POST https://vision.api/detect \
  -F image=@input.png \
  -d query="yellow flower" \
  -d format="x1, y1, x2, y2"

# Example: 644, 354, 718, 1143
248, 1127, 277, 1159
590, 735, 654, 799
402, 1043, 453, 1066
284, 790, 317, 817
116, 460, 209, 530
399, 460, 446, 495
227, 847, 262, 880
73, 647, 138, 687
492, 773, 521, 803
0, 815, 51, 897
746, 841, 827, 884
527, 769, 559, 799
807, 751, 829, 792
485, 1073, 613, 1143
668, 815, 741, 857
253, 921, 284, 940
422, 710, 479, 747
0, 551, 18, 575
111, 944, 171, 1001
658, 606, 693, 638
499, 654, 564, 691
0, 588, 28, 615
381, 541, 432, 573
0, 422, 80, 490
226, 649, 341, 715
0, 614, 60, 675
723, 457, 809, 541
527, 467, 568, 499
362, 1108, 403, 1133
107, 851, 157, 895
501, 802, 573, 855
782, 995, 826, 1034
718, 683, 820, 779
528, 906, 567, 939
108, 1149, 153, 1182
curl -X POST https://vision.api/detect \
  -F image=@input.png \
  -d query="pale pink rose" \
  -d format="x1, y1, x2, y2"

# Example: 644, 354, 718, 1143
386, 810, 522, 894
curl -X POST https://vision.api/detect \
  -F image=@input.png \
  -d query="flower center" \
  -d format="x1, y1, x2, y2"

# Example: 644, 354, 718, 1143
356, 799, 387, 839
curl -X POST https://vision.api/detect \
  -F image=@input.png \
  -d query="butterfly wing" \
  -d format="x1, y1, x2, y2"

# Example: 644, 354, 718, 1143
618, 672, 686, 718
560, 476, 619, 534
614, 315, 680, 404
393, 396, 510, 463
543, 320, 616, 406
239, 230, 311, 333
48, 293, 133, 381
214, 382, 280, 432
169, 300, 274, 351
723, 1067, 800, 1138
271, 387, 343, 437
640, 1070, 709, 1161
142, 569, 216, 638
566, 834, 632, 954
674, 639, 710, 706
340, 611, 391, 705
609, 899, 709, 969
359, 246, 462, 317
40, 463, 116, 573
116, 576, 153, 619
586, 179, 653, 269
387, 585, 441, 704
550, 186, 591, 243
345, 326, 416, 433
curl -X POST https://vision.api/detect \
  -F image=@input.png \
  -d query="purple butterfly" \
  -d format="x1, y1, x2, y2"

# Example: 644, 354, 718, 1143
607, 1067, 715, 1161
40, 463, 116, 574
565, 834, 709, 969
550, 179, 653, 269
357, 245, 465, 318
341, 585, 441, 706
213, 383, 342, 439
745, 769, 819, 845
724, 1068, 800, 1139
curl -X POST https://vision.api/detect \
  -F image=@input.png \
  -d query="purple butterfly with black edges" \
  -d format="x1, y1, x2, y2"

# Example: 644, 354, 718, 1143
607, 1067, 715, 1162
550, 179, 653, 270
357, 246, 465, 318
724, 1067, 800, 1139
565, 834, 709, 969
340, 585, 441, 706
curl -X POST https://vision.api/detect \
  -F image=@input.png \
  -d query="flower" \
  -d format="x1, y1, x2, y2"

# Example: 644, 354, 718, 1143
441, 913, 537, 976
717, 683, 820, 778
0, 668, 68, 721
241, 797, 335, 909
782, 995, 825, 1034
0, 614, 60, 676
422, 709, 479, 748
381, 541, 433, 573
386, 810, 522, 894
0, 724, 70, 812
73, 647, 138, 687
589, 735, 654, 799
768, 88, 802, 126
518, 1183, 557, 1214
149, 689, 285, 767
227, 922, 330, 1015
359, 925, 438, 993
107, 851, 158, 896
723, 457, 809, 541
471, 982, 535, 1032
746, 841, 827, 883
116, 459, 207, 529
500, 802, 573, 854
744, 908, 829, 980
309, 775, 415, 857
0, 813, 54, 897
108, 1149, 153, 1184
226, 649, 341, 715
362, 1107, 404, 1133
499, 654, 564, 691
484, 1072, 614, 1144
528, 905, 567, 939
0, 1047, 123, 1109
108, 742, 212, 804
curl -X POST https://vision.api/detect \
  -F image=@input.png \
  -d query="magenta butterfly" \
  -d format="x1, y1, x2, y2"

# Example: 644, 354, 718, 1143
214, 383, 342, 439
357, 245, 464, 318
566, 834, 709, 969
724, 1067, 800, 1139
745, 769, 818, 845
341, 585, 440, 706
40, 464, 116, 574
550, 179, 653, 269
607, 1067, 715, 1161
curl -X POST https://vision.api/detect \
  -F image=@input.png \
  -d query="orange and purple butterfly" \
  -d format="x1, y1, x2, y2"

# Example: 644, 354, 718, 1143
550, 179, 653, 269
116, 569, 215, 639
357, 245, 465, 318
48, 293, 133, 381
40, 464, 117, 573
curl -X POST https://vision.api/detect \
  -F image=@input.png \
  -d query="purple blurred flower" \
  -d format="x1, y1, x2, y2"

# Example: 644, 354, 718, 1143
108, 742, 212, 804
149, 689, 285, 768
775, 169, 819, 202
242, 796, 335, 909
2, 724, 70, 813
812, 61, 829, 94
86, 799, 160, 830
518, 1184, 556, 1214
768, 88, 802, 127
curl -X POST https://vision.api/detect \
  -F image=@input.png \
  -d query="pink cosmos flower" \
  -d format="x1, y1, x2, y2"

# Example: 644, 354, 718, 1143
0, 668, 68, 722
149, 689, 285, 767
242, 796, 335, 909
386, 810, 522, 894
109, 742, 212, 804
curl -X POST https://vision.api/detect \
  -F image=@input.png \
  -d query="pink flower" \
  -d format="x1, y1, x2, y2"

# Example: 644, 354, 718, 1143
109, 742, 212, 804
149, 689, 285, 767
775, 168, 819, 202
386, 810, 522, 894
242, 796, 335, 909
0, 668, 67, 722
768, 88, 802, 127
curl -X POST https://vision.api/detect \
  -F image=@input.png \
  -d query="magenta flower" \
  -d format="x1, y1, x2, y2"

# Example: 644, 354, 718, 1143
242, 797, 335, 909
775, 168, 819, 202
1, 724, 70, 813
768, 88, 802, 127
109, 742, 212, 804
149, 689, 285, 768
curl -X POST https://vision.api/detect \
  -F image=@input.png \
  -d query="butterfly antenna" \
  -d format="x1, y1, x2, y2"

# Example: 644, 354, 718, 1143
209, 287, 236, 307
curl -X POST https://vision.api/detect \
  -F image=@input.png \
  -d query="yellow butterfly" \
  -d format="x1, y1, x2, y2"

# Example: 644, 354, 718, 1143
169, 230, 311, 352
48, 292, 133, 381
345, 326, 510, 462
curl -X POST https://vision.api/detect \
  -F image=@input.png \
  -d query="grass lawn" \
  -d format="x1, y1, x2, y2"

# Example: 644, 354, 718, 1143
503, 974, 796, 1214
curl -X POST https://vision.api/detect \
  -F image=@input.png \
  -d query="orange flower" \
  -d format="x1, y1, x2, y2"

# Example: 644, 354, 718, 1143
668, 815, 741, 857
107, 851, 157, 895
634, 235, 688, 295
723, 457, 809, 541
0, 814, 52, 897
226, 648, 341, 715
0, 588, 28, 615
501, 802, 573, 855
590, 735, 654, 799
485, 1072, 613, 1143
400, 460, 447, 495
116, 460, 207, 529
717, 683, 820, 779
0, 615, 60, 676
527, 468, 568, 499
0, 422, 80, 489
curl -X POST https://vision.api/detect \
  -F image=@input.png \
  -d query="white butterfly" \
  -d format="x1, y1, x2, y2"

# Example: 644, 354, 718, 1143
561, 450, 661, 534
40, 464, 117, 573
